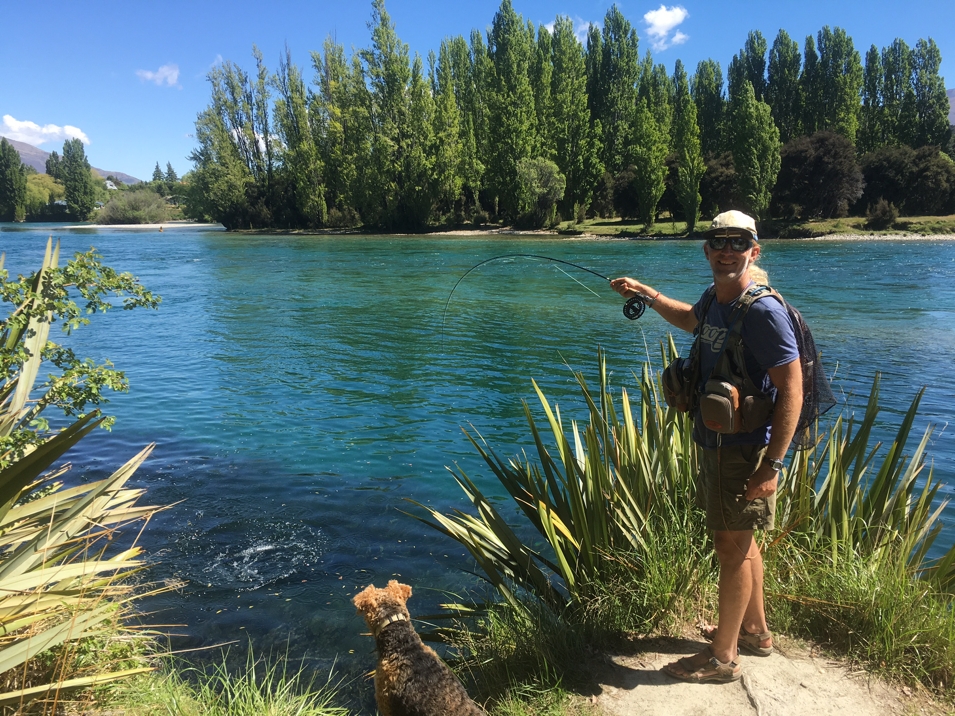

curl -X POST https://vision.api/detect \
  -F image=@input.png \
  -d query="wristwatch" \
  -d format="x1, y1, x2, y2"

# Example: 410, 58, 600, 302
767, 457, 785, 472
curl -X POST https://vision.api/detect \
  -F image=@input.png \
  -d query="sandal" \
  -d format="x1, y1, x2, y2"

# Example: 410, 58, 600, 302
662, 646, 741, 683
700, 624, 774, 657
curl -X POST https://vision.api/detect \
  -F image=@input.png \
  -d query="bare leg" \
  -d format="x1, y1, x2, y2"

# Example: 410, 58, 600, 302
666, 529, 757, 674
740, 543, 770, 639
709, 530, 756, 663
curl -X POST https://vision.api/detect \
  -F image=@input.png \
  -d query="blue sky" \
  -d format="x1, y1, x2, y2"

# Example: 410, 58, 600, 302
2, 0, 952, 182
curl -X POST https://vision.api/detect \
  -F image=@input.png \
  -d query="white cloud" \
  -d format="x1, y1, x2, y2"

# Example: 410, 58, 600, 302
543, 17, 595, 45
1, 114, 90, 146
643, 5, 689, 51
136, 63, 180, 87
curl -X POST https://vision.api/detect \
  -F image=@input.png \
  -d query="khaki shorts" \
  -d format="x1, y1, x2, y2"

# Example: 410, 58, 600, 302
697, 444, 775, 531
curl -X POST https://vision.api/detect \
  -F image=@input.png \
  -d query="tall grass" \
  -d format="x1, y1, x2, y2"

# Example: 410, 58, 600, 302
106, 649, 348, 716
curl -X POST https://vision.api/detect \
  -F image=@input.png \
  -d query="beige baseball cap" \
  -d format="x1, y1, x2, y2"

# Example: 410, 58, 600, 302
704, 210, 758, 241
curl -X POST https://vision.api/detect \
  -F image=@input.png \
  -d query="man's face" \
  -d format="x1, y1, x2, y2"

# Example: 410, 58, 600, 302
703, 232, 761, 283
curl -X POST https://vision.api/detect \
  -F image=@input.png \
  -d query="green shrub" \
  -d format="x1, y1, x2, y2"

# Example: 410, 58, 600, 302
98, 189, 170, 224
865, 198, 899, 230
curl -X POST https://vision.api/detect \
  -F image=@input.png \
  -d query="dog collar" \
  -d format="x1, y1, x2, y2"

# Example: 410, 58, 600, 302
373, 612, 408, 636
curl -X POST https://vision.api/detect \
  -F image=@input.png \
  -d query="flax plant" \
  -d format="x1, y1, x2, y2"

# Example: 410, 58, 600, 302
776, 373, 955, 588
415, 345, 705, 616
421, 342, 955, 620
0, 239, 162, 706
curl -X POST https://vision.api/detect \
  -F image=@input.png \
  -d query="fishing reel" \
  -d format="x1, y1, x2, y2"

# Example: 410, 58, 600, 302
623, 294, 651, 320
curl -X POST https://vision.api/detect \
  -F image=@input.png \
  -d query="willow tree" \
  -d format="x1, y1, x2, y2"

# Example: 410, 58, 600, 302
730, 81, 780, 219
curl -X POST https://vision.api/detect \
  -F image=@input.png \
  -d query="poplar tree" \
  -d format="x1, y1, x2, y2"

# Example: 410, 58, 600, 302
188, 50, 276, 228
273, 47, 326, 227
672, 60, 705, 232
401, 55, 436, 228
816, 26, 863, 143
361, 0, 415, 227
638, 53, 673, 142
549, 15, 603, 218
692, 60, 725, 157
766, 30, 802, 143
45, 151, 62, 181
592, 5, 640, 174
800, 35, 822, 135
728, 31, 768, 102
730, 81, 780, 219
0, 138, 27, 222
485, 0, 537, 220
448, 33, 485, 211
531, 26, 553, 159
881, 39, 914, 146
61, 138, 97, 221
911, 38, 951, 149
858, 45, 885, 154
431, 41, 464, 217
630, 98, 669, 228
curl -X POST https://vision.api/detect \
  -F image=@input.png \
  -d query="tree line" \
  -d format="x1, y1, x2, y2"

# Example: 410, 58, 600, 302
181, 0, 953, 232
0, 136, 187, 224
3, 0, 952, 229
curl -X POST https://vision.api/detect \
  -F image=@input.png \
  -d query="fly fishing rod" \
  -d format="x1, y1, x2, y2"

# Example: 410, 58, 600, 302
442, 254, 653, 331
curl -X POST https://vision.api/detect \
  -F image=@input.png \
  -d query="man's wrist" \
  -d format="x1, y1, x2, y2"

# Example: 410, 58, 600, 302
765, 456, 785, 473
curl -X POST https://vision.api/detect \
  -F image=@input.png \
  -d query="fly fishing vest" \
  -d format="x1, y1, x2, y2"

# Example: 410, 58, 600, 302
697, 284, 778, 434
662, 283, 836, 449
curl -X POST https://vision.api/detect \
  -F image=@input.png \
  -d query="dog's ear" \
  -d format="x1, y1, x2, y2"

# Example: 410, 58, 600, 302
386, 580, 412, 602
353, 584, 378, 613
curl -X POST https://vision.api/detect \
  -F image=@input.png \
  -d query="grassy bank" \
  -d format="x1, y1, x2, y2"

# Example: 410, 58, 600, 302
558, 214, 955, 238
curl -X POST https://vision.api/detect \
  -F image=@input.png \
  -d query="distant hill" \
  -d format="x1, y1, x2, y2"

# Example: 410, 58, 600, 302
949, 88, 955, 125
0, 136, 142, 185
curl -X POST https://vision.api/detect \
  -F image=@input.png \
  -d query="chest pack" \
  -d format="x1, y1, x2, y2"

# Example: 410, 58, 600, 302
662, 284, 836, 450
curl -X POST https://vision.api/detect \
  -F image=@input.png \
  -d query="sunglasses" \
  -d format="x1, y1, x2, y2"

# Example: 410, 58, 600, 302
707, 234, 754, 252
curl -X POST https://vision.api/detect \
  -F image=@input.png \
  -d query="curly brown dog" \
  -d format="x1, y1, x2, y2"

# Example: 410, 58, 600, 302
353, 580, 485, 716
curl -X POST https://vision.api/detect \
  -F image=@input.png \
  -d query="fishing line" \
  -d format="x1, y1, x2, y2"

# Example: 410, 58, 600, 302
441, 253, 650, 340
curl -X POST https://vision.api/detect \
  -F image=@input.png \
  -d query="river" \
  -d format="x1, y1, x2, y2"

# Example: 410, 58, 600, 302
2, 224, 954, 699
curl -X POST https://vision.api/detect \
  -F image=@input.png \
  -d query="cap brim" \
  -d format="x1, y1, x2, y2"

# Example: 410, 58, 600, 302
703, 227, 758, 241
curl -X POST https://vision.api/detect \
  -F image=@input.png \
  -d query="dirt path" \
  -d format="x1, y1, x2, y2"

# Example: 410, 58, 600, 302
586, 636, 941, 716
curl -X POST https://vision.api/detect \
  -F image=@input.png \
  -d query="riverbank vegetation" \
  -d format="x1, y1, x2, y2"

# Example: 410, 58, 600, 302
0, 241, 163, 710
0, 138, 187, 224
418, 349, 955, 706
168, 0, 954, 234
556, 213, 955, 238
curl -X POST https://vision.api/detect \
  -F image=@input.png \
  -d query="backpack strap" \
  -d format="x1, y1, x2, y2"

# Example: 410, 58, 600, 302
712, 284, 781, 392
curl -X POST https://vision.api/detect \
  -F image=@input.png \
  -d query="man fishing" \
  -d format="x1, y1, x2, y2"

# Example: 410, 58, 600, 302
610, 210, 803, 684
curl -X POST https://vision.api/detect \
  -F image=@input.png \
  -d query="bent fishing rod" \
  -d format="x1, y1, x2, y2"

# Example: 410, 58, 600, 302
442, 253, 654, 330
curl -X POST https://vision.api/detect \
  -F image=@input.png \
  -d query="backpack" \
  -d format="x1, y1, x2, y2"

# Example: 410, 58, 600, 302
662, 284, 836, 451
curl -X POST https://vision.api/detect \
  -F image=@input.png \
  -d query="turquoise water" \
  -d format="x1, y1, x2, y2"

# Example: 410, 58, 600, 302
2, 225, 955, 696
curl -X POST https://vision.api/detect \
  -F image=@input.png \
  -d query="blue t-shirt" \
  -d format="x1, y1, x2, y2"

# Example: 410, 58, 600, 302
691, 285, 799, 448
